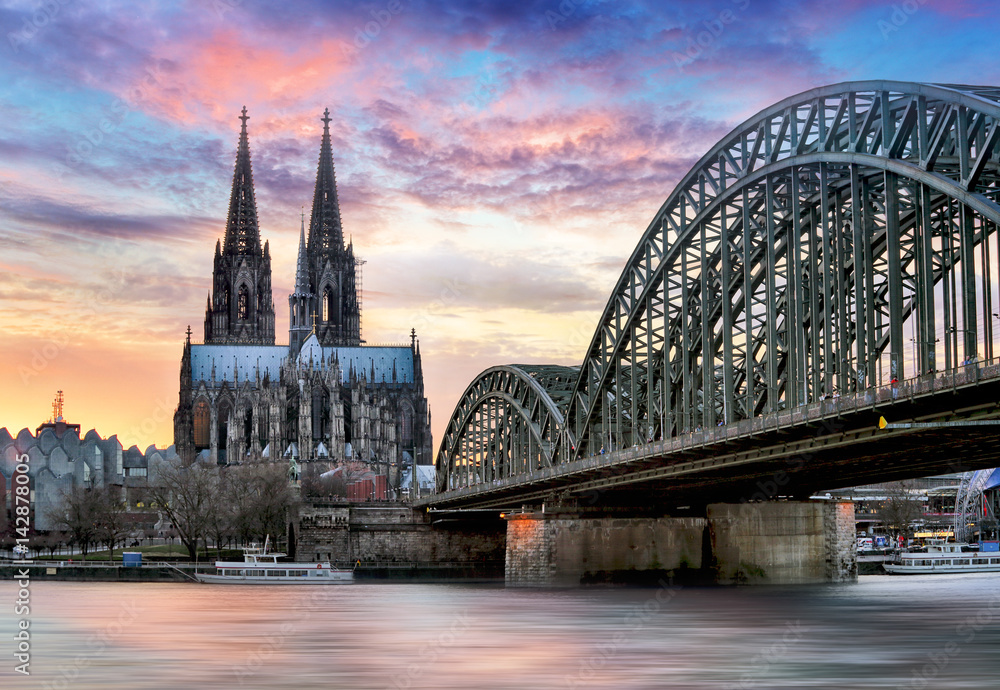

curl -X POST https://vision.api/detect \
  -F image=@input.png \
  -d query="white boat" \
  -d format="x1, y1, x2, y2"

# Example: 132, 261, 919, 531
883, 540, 1000, 575
194, 538, 353, 584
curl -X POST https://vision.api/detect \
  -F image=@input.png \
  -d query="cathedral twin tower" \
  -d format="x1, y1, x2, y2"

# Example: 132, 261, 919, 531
203, 106, 360, 351
174, 107, 430, 472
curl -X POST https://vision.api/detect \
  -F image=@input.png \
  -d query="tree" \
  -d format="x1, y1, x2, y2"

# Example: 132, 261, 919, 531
147, 459, 217, 560
226, 461, 296, 547
879, 480, 924, 544
47, 486, 100, 559
93, 487, 131, 560
47, 486, 132, 560
205, 472, 234, 557
300, 464, 338, 497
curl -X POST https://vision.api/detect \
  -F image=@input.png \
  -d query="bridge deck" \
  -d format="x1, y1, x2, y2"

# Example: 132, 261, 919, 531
422, 363, 1000, 510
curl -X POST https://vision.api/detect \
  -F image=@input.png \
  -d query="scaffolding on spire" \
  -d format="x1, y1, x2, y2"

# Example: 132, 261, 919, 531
52, 390, 64, 423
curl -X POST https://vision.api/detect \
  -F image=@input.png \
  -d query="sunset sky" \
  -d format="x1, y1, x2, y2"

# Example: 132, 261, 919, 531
1, 0, 998, 453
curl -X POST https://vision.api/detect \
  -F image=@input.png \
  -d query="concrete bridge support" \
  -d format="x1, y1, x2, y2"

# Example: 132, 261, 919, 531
504, 500, 856, 587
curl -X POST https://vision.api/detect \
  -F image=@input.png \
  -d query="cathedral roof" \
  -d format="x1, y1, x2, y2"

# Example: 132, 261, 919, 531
189, 343, 415, 385
297, 333, 324, 367
191, 344, 286, 383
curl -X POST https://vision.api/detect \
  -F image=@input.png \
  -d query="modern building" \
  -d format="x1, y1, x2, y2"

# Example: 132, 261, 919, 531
172, 108, 432, 482
1, 402, 171, 532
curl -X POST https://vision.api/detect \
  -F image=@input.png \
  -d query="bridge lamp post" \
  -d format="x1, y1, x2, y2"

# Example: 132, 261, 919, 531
992, 313, 1000, 361
843, 354, 862, 391
948, 327, 977, 366
910, 338, 939, 375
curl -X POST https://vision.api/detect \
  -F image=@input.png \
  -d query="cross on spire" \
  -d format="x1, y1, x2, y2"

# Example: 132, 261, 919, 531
239, 106, 249, 130
321, 107, 331, 130
311, 310, 319, 334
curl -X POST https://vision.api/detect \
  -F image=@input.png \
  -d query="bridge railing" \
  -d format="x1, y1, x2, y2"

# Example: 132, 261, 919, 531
430, 358, 1000, 501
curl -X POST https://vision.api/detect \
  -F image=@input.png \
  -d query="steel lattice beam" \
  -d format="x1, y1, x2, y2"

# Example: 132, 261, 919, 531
435, 81, 1000, 501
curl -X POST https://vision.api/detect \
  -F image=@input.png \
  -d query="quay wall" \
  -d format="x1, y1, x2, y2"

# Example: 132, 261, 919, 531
505, 500, 857, 587
296, 502, 506, 579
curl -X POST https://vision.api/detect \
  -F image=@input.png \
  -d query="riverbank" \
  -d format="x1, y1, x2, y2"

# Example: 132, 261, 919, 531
0, 560, 504, 583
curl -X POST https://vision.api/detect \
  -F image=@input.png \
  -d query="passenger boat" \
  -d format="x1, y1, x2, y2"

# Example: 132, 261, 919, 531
883, 540, 1000, 575
194, 537, 353, 584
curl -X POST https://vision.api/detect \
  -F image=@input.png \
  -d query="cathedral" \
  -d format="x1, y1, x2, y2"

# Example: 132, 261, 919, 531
173, 108, 432, 480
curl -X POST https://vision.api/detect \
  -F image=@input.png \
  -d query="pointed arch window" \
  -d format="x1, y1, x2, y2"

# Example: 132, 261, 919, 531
323, 287, 335, 323
193, 401, 210, 449
238, 285, 250, 320
400, 403, 414, 446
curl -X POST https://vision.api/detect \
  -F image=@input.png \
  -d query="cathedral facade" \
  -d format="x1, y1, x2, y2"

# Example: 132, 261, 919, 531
173, 108, 431, 478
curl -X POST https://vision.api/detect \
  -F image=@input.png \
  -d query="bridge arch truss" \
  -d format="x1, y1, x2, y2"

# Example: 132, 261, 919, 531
437, 81, 1000, 489
437, 365, 578, 491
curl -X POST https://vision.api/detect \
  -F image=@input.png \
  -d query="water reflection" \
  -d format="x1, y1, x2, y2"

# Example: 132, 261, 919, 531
3, 574, 998, 689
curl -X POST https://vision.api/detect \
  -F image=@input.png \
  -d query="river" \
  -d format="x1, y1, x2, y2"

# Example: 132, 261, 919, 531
2, 574, 999, 689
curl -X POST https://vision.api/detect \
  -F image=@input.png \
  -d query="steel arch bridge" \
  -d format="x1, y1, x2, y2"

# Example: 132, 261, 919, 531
435, 80, 1000, 501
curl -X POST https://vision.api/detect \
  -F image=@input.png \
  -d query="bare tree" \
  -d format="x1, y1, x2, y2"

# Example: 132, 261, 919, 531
93, 487, 131, 560
147, 459, 217, 560
879, 480, 924, 543
226, 461, 296, 547
300, 464, 337, 497
205, 472, 234, 557
46, 485, 100, 559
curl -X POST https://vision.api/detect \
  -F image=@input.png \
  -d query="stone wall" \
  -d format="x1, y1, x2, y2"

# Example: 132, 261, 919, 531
823, 500, 858, 582
707, 501, 856, 584
504, 514, 553, 586
506, 501, 857, 587
297, 502, 505, 571
506, 513, 707, 587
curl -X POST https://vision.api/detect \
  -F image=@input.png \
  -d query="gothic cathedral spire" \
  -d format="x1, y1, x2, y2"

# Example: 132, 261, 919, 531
307, 108, 344, 255
205, 107, 275, 344
288, 211, 314, 355
305, 108, 360, 347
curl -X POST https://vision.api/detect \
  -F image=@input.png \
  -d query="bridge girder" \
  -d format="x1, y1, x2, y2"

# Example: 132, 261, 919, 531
436, 81, 1000, 500
436, 365, 578, 492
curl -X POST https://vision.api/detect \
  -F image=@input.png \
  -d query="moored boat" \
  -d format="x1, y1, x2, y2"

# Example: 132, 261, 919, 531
194, 537, 353, 584
883, 539, 1000, 575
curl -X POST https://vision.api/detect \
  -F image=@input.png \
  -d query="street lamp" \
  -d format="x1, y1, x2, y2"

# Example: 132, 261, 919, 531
948, 326, 977, 366
910, 337, 939, 375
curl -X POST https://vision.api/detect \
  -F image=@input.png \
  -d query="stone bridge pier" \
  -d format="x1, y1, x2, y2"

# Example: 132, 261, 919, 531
504, 500, 856, 587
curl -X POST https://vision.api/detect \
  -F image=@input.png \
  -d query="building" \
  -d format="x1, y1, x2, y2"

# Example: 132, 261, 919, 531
172, 108, 432, 483
1, 399, 170, 532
